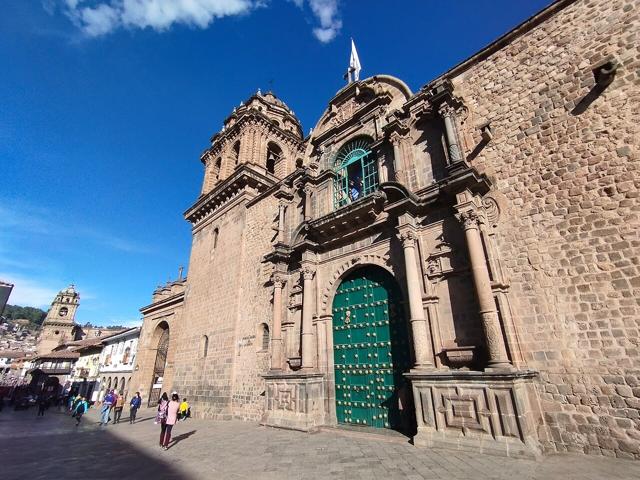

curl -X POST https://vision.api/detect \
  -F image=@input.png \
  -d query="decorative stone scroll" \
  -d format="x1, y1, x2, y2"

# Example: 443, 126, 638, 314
482, 195, 501, 227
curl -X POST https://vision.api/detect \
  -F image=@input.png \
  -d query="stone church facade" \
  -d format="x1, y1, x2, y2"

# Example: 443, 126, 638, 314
130, 0, 640, 459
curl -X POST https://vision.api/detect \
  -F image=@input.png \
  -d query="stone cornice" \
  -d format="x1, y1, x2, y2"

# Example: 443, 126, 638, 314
263, 242, 293, 265
305, 191, 387, 246
245, 167, 304, 208
404, 369, 538, 382
140, 291, 185, 316
185, 164, 277, 225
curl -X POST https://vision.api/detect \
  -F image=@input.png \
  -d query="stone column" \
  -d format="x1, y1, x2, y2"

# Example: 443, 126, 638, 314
438, 103, 462, 164
303, 185, 313, 222
399, 230, 435, 369
391, 136, 403, 182
301, 266, 316, 370
455, 193, 511, 370
270, 275, 285, 370
277, 201, 286, 243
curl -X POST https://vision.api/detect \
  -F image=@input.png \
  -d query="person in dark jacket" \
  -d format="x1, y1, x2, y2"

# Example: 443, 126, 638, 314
100, 390, 115, 426
37, 396, 49, 417
129, 392, 142, 424
72, 396, 89, 427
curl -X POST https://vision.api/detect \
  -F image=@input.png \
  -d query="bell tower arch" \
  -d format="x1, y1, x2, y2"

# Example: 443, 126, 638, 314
200, 90, 305, 195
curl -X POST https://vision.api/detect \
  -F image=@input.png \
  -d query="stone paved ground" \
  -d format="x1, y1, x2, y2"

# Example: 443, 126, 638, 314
1, 407, 640, 480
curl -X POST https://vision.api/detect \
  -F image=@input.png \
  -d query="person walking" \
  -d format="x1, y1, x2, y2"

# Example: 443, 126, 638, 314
72, 396, 89, 427
67, 393, 76, 413
71, 395, 82, 415
113, 392, 125, 424
156, 392, 169, 445
160, 393, 180, 450
36, 396, 49, 417
129, 392, 142, 424
100, 390, 115, 426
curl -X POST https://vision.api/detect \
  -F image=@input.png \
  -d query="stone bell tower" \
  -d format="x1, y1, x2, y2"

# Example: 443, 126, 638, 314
36, 284, 80, 355
200, 90, 305, 195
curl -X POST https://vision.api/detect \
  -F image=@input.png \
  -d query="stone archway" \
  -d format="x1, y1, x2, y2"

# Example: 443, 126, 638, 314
331, 265, 414, 434
148, 322, 169, 407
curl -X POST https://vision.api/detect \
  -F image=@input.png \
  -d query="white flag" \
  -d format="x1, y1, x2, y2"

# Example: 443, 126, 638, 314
350, 39, 362, 82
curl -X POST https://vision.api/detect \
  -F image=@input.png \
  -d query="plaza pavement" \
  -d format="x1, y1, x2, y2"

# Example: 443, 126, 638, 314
1, 406, 640, 480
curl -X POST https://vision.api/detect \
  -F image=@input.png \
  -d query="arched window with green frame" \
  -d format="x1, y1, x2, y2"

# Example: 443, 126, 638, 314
333, 137, 378, 209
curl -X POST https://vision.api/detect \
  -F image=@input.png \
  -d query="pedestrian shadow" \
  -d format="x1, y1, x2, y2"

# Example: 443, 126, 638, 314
169, 430, 197, 449
132, 416, 157, 424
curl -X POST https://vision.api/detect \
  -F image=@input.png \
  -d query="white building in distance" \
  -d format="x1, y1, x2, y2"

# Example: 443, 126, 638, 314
97, 327, 140, 401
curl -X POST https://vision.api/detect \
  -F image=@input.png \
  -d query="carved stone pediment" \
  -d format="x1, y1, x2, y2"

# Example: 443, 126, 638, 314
313, 84, 394, 142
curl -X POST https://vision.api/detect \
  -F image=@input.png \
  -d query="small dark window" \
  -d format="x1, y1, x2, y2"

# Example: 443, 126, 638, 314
201, 335, 209, 358
266, 143, 282, 175
259, 323, 270, 351
233, 141, 241, 164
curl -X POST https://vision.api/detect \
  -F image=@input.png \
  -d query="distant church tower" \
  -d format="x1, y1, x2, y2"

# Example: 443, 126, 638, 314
36, 285, 81, 355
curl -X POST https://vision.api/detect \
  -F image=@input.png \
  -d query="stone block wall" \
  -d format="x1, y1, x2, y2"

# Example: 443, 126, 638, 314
232, 194, 279, 421
448, 0, 640, 458
172, 204, 247, 419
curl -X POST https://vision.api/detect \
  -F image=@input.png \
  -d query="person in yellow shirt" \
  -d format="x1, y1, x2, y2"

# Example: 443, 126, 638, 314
179, 398, 190, 421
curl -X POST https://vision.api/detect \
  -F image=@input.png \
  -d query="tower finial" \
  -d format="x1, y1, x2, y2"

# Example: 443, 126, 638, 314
345, 38, 362, 84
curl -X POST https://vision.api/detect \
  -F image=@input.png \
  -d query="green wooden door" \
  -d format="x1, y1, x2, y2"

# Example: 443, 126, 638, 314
332, 266, 411, 429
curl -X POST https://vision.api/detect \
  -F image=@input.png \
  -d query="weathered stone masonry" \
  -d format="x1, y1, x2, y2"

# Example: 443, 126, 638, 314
130, 0, 640, 459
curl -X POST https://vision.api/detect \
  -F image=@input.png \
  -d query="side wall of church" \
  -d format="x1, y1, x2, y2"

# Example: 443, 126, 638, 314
172, 203, 247, 419
231, 194, 279, 420
450, 0, 640, 457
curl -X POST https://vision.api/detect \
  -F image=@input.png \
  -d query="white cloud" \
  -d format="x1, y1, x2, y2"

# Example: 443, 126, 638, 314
79, 3, 120, 36
0, 273, 58, 309
308, 0, 341, 43
62, 0, 254, 36
54, 0, 342, 42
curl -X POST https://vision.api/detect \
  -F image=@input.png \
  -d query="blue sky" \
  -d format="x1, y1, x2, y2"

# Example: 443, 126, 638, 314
0, 0, 550, 326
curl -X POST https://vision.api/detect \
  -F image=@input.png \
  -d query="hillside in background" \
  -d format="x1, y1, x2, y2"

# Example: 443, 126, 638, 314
1, 304, 47, 325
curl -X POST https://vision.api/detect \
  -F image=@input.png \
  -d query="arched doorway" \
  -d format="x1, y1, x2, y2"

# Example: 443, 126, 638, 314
148, 324, 169, 406
332, 266, 413, 432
